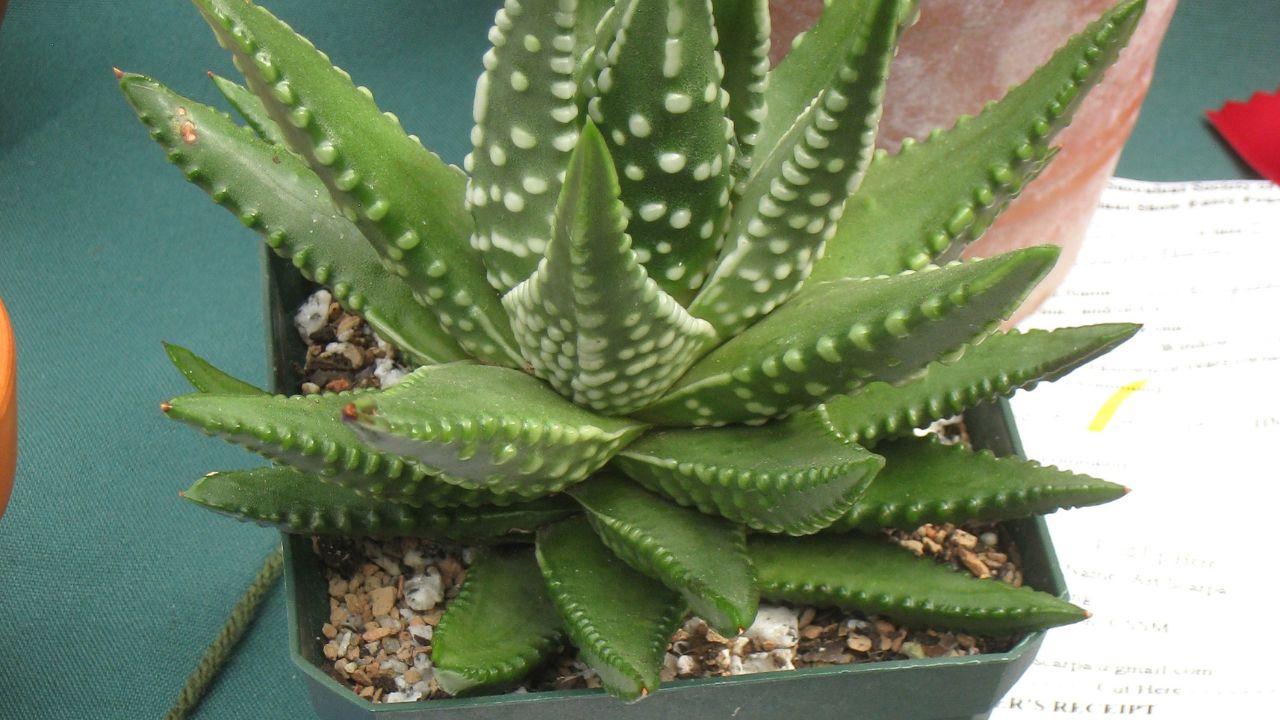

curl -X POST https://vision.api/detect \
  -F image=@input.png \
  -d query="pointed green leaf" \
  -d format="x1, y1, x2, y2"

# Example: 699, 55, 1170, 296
613, 413, 883, 535
536, 516, 686, 701
191, 0, 521, 365
569, 473, 757, 635
641, 247, 1059, 426
752, 533, 1088, 635
572, 1, 622, 108
503, 122, 716, 415
163, 343, 268, 396
831, 436, 1128, 531
208, 71, 288, 147
162, 389, 513, 507
119, 72, 467, 365
572, 0, 617, 52
184, 465, 578, 540
345, 364, 647, 498
809, 0, 1146, 280
466, 0, 611, 293
813, 324, 1141, 445
433, 547, 565, 695
584, 0, 735, 304
754, 0, 916, 167
691, 0, 907, 337
710, 0, 771, 181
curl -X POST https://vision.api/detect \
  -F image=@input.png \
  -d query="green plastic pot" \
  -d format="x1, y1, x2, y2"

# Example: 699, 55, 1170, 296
263, 250, 1068, 720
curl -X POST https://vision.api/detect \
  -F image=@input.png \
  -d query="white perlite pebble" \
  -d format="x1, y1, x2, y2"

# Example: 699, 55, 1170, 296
675, 654, 698, 675
732, 649, 796, 675
401, 548, 429, 571
404, 569, 445, 612
408, 624, 433, 644
294, 289, 333, 341
374, 358, 409, 388
383, 691, 423, 704
744, 605, 799, 650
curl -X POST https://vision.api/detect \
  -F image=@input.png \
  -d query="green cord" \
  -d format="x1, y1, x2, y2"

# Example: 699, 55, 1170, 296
164, 544, 286, 720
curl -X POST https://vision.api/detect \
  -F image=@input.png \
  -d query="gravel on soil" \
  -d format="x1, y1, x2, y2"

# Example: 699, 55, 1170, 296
293, 292, 1027, 704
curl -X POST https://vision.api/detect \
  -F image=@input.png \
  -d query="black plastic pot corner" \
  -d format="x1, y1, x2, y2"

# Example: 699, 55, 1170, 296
264, 249, 1066, 720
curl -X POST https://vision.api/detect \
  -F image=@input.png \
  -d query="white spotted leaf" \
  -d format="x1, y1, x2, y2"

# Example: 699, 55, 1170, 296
190, 0, 522, 366
568, 473, 758, 635
808, 0, 1145, 281
613, 412, 884, 536
536, 516, 687, 701
503, 122, 717, 416
467, 0, 612, 293
811, 324, 1142, 446
344, 364, 647, 498
584, 0, 735, 304
710, 0, 771, 182
689, 0, 909, 337
830, 436, 1128, 532
640, 247, 1059, 426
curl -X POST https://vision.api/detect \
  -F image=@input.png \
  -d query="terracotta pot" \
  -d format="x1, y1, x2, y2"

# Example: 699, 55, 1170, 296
0, 297, 16, 519
771, 0, 1178, 321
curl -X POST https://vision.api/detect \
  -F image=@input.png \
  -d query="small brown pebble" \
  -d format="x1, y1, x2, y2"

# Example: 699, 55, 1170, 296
326, 377, 352, 392
951, 529, 978, 550
924, 643, 953, 658
344, 593, 364, 617
797, 607, 816, 629
959, 549, 992, 579
311, 488, 1027, 702
705, 628, 731, 644
337, 343, 365, 367
898, 539, 925, 556
370, 586, 397, 617
336, 314, 363, 342
846, 634, 872, 652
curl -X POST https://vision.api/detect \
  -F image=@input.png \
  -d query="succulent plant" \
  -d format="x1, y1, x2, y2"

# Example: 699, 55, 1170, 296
120, 0, 1146, 703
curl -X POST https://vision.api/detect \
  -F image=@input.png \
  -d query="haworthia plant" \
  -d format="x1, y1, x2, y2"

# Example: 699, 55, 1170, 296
125, 0, 1147, 703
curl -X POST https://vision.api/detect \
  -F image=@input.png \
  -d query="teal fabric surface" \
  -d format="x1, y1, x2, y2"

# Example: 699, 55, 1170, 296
0, 1, 1274, 719
1117, 0, 1280, 179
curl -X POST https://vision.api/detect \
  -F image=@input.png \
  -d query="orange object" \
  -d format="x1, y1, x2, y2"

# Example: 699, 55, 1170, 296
0, 297, 15, 519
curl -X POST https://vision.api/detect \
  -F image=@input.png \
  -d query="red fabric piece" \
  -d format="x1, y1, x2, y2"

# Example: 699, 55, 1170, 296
1206, 88, 1280, 184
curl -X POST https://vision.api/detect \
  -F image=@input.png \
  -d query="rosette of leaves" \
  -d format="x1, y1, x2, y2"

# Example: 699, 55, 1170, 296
121, 0, 1146, 702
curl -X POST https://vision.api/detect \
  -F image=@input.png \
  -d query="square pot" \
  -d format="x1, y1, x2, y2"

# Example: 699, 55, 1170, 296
262, 249, 1068, 720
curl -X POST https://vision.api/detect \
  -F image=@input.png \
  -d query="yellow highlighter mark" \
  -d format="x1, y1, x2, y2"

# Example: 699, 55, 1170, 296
1088, 380, 1147, 432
